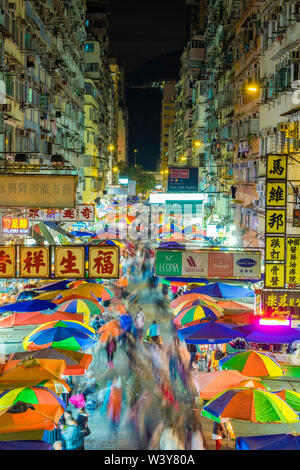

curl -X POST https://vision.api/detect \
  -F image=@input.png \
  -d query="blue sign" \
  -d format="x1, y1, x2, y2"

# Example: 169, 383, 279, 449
168, 167, 199, 193
237, 258, 257, 268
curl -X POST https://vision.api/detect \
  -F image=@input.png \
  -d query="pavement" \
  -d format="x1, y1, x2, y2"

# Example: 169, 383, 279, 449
73, 280, 235, 451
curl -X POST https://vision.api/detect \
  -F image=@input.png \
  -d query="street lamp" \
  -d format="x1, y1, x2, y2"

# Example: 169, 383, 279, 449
134, 148, 138, 167
194, 140, 202, 147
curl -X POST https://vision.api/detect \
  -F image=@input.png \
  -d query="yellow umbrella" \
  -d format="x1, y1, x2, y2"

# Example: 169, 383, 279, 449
35, 291, 63, 301
56, 283, 113, 301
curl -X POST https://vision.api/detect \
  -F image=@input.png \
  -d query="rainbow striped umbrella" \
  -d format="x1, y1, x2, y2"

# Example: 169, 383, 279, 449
202, 388, 299, 424
173, 299, 224, 317
55, 299, 104, 316
36, 379, 71, 395
174, 305, 219, 326
220, 351, 284, 377
23, 320, 97, 352
273, 390, 300, 412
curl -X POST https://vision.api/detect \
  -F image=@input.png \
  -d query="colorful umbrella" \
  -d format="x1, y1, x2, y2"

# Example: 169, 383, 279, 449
55, 284, 114, 302
174, 305, 218, 326
237, 379, 268, 391
0, 300, 57, 313
0, 358, 66, 389
0, 311, 84, 328
202, 388, 299, 424
98, 320, 121, 343
173, 299, 224, 317
36, 280, 70, 292
95, 240, 125, 247
34, 291, 66, 301
273, 390, 300, 411
0, 386, 65, 433
220, 351, 284, 377
10, 349, 92, 376
23, 320, 97, 352
55, 299, 104, 316
187, 282, 255, 299
192, 370, 253, 400
236, 433, 300, 450
170, 293, 217, 309
36, 379, 71, 395
216, 300, 254, 314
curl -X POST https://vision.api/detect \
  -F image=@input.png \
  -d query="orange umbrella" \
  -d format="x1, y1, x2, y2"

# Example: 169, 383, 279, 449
116, 277, 128, 288
192, 370, 252, 400
237, 379, 267, 390
54, 295, 99, 306
0, 358, 66, 389
0, 311, 84, 328
216, 300, 254, 314
170, 293, 216, 309
56, 284, 113, 302
98, 320, 121, 343
36, 378, 71, 395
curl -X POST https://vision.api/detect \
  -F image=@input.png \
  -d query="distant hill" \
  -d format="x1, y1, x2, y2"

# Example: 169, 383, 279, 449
127, 50, 181, 86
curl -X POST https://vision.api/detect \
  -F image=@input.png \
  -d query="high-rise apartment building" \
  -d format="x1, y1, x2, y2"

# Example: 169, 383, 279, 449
160, 80, 176, 174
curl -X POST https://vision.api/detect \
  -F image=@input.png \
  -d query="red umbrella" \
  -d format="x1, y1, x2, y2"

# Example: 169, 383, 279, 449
0, 311, 84, 328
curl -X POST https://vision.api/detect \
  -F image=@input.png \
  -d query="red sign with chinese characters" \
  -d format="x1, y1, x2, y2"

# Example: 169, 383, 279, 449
20, 247, 50, 278
261, 290, 300, 320
54, 247, 85, 278
0, 247, 16, 278
89, 246, 119, 279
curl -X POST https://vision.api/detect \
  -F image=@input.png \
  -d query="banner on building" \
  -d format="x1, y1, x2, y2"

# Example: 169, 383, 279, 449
155, 249, 261, 280
286, 237, 300, 288
0, 245, 119, 279
27, 205, 95, 222
261, 290, 300, 320
0, 175, 77, 208
2, 217, 29, 235
89, 246, 119, 279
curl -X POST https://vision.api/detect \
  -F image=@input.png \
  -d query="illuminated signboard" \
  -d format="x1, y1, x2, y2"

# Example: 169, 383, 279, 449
2, 217, 29, 234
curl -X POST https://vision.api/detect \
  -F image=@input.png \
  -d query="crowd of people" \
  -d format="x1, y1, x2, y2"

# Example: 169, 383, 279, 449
49, 241, 227, 451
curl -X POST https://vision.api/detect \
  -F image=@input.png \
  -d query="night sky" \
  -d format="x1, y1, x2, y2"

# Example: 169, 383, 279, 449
109, 0, 185, 170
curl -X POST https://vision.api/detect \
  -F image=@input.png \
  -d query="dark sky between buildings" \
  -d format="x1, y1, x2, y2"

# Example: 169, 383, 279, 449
109, 0, 185, 170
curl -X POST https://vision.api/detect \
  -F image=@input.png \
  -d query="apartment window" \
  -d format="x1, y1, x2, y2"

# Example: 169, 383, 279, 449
85, 43, 94, 52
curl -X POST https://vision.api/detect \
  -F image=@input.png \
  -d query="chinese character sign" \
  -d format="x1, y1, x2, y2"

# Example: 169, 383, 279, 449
77, 205, 95, 222
2, 217, 29, 234
265, 237, 285, 261
267, 155, 287, 180
26, 205, 95, 222
0, 247, 15, 278
262, 291, 300, 319
20, 247, 50, 278
265, 209, 286, 234
0, 175, 76, 208
265, 263, 285, 289
286, 238, 300, 287
54, 247, 85, 278
89, 246, 119, 279
266, 182, 286, 207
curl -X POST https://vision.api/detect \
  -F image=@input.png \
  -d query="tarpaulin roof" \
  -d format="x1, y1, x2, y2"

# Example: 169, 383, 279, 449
0, 300, 57, 313
184, 321, 245, 345
236, 433, 300, 450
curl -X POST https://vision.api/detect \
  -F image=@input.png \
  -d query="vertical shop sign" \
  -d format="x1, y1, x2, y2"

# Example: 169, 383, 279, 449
54, 247, 85, 278
20, 247, 50, 278
89, 246, 119, 279
0, 247, 16, 278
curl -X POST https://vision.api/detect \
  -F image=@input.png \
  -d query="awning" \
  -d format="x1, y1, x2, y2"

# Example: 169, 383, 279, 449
280, 107, 300, 117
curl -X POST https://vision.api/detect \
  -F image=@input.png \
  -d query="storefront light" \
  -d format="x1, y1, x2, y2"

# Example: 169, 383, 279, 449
259, 319, 290, 327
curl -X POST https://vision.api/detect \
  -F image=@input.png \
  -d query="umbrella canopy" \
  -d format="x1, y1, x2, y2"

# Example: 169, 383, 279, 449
192, 370, 253, 400
23, 320, 97, 352
36, 280, 71, 292
34, 291, 66, 301
55, 284, 114, 302
55, 299, 104, 316
237, 379, 268, 391
236, 433, 300, 450
174, 299, 224, 317
243, 325, 300, 344
170, 293, 217, 309
174, 305, 218, 326
36, 379, 71, 395
0, 358, 66, 389
0, 300, 57, 313
10, 349, 92, 376
273, 390, 300, 411
187, 282, 255, 299
0, 441, 52, 450
184, 321, 244, 345
202, 387, 299, 423
96, 240, 125, 247
98, 320, 121, 343
0, 311, 84, 328
0, 386, 65, 433
216, 300, 254, 314
220, 351, 284, 377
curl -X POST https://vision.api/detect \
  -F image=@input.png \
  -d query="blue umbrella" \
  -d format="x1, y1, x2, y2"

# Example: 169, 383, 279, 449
184, 282, 255, 299
184, 321, 245, 345
177, 323, 206, 341
36, 280, 71, 292
236, 434, 300, 450
0, 300, 57, 313
120, 315, 133, 332
71, 231, 95, 237
165, 277, 209, 284
241, 325, 300, 344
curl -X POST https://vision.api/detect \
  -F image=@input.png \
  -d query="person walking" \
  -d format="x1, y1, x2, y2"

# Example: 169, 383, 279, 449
76, 407, 90, 441
212, 420, 226, 450
106, 334, 117, 368
60, 413, 85, 450
187, 343, 197, 370
107, 377, 123, 438
134, 307, 145, 339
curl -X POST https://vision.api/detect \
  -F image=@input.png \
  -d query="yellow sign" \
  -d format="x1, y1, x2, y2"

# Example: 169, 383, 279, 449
89, 246, 119, 279
54, 247, 85, 278
266, 182, 286, 207
265, 263, 285, 289
286, 237, 300, 287
265, 237, 285, 261
265, 209, 286, 234
0, 175, 76, 208
267, 155, 287, 180
0, 247, 16, 278
20, 247, 50, 278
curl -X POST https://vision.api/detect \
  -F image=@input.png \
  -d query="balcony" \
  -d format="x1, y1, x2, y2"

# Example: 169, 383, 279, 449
0, 10, 11, 38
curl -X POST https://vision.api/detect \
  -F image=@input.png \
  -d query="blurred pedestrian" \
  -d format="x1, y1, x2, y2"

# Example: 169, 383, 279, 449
212, 421, 226, 450
106, 334, 117, 368
60, 414, 85, 450
107, 377, 123, 438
